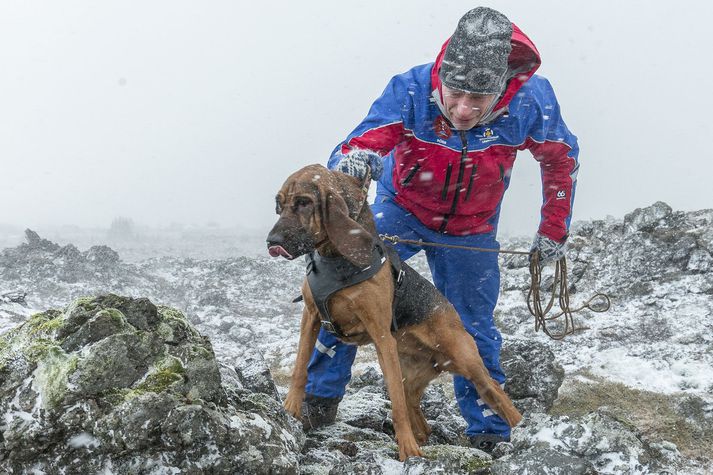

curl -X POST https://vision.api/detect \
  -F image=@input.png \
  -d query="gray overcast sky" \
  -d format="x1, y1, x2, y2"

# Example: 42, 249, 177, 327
1, 1, 712, 237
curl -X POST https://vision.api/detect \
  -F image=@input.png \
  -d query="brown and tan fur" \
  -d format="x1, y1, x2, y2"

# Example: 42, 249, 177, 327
267, 164, 521, 461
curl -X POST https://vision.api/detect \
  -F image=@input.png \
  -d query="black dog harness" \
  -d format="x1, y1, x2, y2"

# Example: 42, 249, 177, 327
299, 240, 439, 339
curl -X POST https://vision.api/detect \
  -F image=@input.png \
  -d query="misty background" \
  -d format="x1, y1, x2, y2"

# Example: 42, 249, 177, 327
1, 1, 711, 254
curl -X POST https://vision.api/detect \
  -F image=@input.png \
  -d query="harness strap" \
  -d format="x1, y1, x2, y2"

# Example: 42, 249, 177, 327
300, 240, 404, 339
384, 243, 406, 334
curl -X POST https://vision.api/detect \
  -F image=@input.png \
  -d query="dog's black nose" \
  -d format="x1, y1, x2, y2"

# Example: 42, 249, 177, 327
266, 232, 284, 248
267, 232, 292, 258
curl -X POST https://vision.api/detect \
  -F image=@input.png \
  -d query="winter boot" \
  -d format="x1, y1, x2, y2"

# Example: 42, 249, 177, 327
469, 433, 510, 453
301, 394, 341, 431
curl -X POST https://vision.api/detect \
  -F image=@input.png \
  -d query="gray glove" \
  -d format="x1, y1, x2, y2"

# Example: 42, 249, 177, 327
530, 232, 567, 264
335, 150, 383, 181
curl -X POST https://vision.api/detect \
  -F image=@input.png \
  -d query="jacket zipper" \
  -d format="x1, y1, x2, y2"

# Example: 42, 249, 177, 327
441, 163, 452, 200
439, 130, 469, 232
401, 163, 421, 186
464, 164, 477, 201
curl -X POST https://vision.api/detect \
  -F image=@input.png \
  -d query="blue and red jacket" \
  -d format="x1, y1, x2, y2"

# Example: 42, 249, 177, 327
327, 24, 579, 242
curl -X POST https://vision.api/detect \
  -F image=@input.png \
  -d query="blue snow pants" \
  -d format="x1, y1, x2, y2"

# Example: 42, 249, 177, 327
304, 194, 510, 438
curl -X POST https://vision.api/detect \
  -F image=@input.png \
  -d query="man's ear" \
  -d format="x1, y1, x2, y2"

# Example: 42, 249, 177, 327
319, 188, 373, 267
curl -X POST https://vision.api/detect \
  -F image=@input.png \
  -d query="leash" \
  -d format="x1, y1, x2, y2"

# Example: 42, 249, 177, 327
379, 234, 531, 255
379, 233, 611, 340
527, 252, 610, 340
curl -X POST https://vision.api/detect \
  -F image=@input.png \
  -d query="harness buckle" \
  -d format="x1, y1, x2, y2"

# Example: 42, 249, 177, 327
396, 269, 405, 286
320, 320, 338, 334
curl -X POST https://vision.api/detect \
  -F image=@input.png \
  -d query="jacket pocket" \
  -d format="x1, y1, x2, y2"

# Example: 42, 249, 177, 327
401, 163, 421, 186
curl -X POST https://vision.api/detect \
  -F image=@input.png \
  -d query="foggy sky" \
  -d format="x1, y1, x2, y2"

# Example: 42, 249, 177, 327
1, 1, 711, 238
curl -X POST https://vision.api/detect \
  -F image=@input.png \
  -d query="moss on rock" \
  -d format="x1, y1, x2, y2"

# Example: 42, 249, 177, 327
156, 305, 199, 343
1, 294, 304, 474
421, 444, 493, 471
27, 310, 65, 336
134, 355, 186, 395
34, 345, 79, 409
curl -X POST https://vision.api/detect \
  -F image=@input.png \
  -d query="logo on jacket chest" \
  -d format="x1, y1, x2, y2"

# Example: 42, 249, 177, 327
479, 127, 500, 144
433, 115, 452, 140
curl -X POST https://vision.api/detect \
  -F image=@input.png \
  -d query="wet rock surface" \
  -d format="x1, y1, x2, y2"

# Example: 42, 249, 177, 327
501, 339, 564, 415
0, 295, 303, 474
1, 202, 712, 473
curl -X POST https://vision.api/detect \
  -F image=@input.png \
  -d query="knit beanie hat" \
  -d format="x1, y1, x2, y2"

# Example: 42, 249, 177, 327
439, 7, 513, 95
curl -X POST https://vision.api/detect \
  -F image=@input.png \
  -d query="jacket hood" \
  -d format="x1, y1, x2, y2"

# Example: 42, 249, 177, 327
431, 22, 541, 121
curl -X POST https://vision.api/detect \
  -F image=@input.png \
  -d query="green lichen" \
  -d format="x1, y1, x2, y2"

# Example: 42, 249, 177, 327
93, 308, 129, 332
30, 316, 65, 337
421, 445, 493, 471
158, 355, 185, 375
99, 358, 186, 405
157, 306, 188, 323
118, 355, 186, 401
66, 296, 98, 313
1, 321, 62, 371
135, 368, 184, 393
34, 345, 79, 409
100, 308, 126, 322
100, 387, 131, 406
24, 338, 56, 361
353, 439, 400, 457
156, 321, 176, 342
463, 457, 493, 472
156, 306, 199, 343
191, 344, 213, 359
27, 310, 64, 333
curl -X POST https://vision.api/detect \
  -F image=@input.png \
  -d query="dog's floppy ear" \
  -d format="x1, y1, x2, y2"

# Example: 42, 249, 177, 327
319, 187, 373, 267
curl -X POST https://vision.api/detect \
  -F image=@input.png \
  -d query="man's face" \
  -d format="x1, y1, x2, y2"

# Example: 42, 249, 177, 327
442, 85, 497, 130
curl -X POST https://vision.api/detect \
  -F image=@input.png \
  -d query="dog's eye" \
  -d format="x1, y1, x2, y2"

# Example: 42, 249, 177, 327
293, 197, 312, 210
275, 199, 283, 214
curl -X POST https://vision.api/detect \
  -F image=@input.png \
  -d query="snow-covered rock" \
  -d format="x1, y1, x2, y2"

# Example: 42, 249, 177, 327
0, 295, 304, 473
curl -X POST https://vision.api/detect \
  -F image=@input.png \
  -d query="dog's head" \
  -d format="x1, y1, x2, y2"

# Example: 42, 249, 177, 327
266, 164, 375, 267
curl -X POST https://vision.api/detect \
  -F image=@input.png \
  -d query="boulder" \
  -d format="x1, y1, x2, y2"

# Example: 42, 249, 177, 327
501, 339, 565, 414
507, 411, 671, 474
623, 201, 673, 233
0, 294, 304, 474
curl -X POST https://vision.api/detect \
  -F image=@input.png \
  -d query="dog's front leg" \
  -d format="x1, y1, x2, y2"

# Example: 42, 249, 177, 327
284, 305, 320, 420
370, 328, 423, 461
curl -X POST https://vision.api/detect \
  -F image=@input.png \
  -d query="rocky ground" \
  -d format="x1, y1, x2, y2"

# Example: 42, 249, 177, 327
0, 295, 303, 473
1, 201, 712, 474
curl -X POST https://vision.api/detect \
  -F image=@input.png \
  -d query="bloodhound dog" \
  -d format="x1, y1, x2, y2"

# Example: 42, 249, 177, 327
266, 164, 521, 461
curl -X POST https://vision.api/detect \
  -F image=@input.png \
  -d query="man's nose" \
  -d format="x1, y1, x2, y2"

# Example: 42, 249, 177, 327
460, 101, 479, 113
453, 100, 472, 116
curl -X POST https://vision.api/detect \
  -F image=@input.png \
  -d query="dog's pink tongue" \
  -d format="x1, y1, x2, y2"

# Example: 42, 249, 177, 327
268, 245, 293, 259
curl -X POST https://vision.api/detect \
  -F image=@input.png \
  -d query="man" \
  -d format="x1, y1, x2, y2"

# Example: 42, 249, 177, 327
302, 6, 579, 451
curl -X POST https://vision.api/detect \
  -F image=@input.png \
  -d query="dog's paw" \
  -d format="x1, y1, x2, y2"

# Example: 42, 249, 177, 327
398, 437, 424, 461
283, 396, 303, 419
